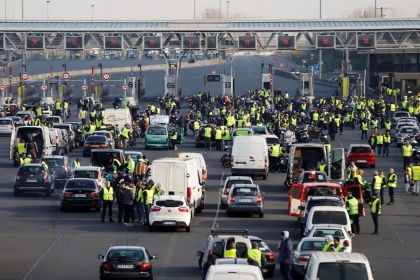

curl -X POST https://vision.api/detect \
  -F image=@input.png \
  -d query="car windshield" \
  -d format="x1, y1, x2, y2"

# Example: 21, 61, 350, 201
300, 241, 326, 251
0, 119, 12, 125
227, 180, 252, 188
147, 127, 167, 135
156, 200, 184, 207
317, 263, 369, 280
233, 130, 252, 136
313, 229, 345, 238
66, 180, 96, 188
107, 250, 145, 261
400, 128, 419, 134
312, 211, 347, 225
350, 147, 371, 153
43, 159, 64, 167
73, 171, 99, 179
86, 136, 107, 142
233, 187, 258, 196
265, 137, 280, 145
20, 166, 45, 174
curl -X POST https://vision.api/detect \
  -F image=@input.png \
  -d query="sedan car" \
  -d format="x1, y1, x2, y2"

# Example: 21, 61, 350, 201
392, 111, 411, 126
292, 237, 326, 277
226, 184, 264, 218
14, 164, 55, 197
93, 130, 115, 149
42, 155, 73, 188
60, 178, 102, 212
0, 117, 14, 135
10, 116, 24, 127
97, 246, 157, 280
306, 223, 353, 252
249, 236, 275, 278
83, 135, 109, 157
346, 144, 375, 168
395, 126, 420, 146
220, 176, 253, 209
149, 195, 191, 232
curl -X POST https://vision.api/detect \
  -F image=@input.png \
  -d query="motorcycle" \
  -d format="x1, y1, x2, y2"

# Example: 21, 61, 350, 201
220, 150, 232, 168
281, 129, 296, 153
112, 97, 122, 109
403, 133, 418, 146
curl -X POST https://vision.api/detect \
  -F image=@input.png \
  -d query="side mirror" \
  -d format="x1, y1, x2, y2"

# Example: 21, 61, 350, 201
151, 255, 158, 260
350, 233, 355, 238
371, 266, 375, 274
196, 251, 204, 258
97, 254, 104, 259
292, 244, 297, 250
261, 191, 266, 195
220, 185, 224, 188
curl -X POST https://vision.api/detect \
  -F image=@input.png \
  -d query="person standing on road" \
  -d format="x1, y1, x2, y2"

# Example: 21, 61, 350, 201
376, 133, 384, 156
116, 181, 126, 224
345, 191, 360, 234
387, 168, 397, 205
382, 131, 392, 156
347, 161, 358, 179
368, 133, 376, 153
334, 236, 346, 252
277, 231, 293, 280
100, 181, 115, 223
379, 170, 387, 203
328, 116, 337, 141
411, 162, 420, 196
361, 119, 368, 141
371, 192, 381, 235
402, 141, 413, 170
123, 182, 135, 226
204, 125, 213, 151
143, 183, 155, 225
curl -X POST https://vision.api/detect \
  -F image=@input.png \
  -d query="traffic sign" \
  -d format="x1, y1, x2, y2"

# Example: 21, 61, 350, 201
21, 72, 29, 80
103, 73, 111, 80
62, 72, 70, 80
0, 84, 5, 91
41, 84, 47, 91
211, 70, 216, 74
314, 64, 320, 71
321, 61, 324, 66
81, 84, 88, 91
279, 62, 284, 68
308, 66, 314, 74
122, 84, 128, 90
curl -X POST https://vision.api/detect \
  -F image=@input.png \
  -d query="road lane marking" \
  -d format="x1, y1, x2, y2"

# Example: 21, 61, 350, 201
23, 234, 63, 280
198, 67, 209, 79
212, 168, 226, 229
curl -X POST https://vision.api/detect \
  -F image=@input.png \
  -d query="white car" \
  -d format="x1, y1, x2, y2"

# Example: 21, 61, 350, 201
149, 195, 191, 232
392, 111, 411, 126
306, 224, 353, 252
395, 120, 418, 133
395, 125, 419, 146
72, 166, 106, 189
0, 117, 14, 135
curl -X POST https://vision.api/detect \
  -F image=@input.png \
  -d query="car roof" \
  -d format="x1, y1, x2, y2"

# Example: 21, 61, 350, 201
299, 237, 326, 243
226, 176, 253, 181
259, 134, 279, 139
67, 178, 97, 181
308, 196, 342, 201
74, 166, 102, 171
399, 126, 418, 129
207, 264, 262, 273
108, 246, 145, 250
91, 149, 123, 152
248, 235, 262, 241
42, 155, 67, 159
311, 224, 346, 229
154, 195, 185, 201
19, 163, 43, 167
309, 206, 347, 211
348, 144, 371, 148
309, 252, 369, 262
215, 258, 248, 265
302, 182, 341, 188
231, 184, 259, 188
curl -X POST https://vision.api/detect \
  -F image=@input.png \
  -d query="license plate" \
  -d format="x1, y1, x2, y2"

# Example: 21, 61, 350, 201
26, 179, 37, 182
163, 221, 176, 225
240, 199, 252, 202
153, 137, 161, 140
357, 160, 367, 163
73, 194, 86, 197
117, 265, 133, 269
236, 162, 246, 166
91, 144, 99, 148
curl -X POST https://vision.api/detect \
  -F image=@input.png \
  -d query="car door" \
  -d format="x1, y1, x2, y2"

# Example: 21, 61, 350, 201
10, 126, 16, 160
288, 183, 304, 217
343, 183, 365, 217
330, 148, 345, 180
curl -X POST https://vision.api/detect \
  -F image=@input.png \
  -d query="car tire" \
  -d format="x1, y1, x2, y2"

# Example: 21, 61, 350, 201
259, 212, 264, 218
82, 153, 88, 157
262, 173, 267, 180
186, 226, 190, 232
145, 146, 149, 150
51, 186, 55, 194
14, 190, 19, 197
191, 207, 195, 218
79, 141, 84, 147
149, 226, 154, 232
226, 209, 232, 217
95, 205, 101, 212
371, 164, 375, 168
195, 200, 203, 214
45, 188, 52, 197
198, 256, 203, 268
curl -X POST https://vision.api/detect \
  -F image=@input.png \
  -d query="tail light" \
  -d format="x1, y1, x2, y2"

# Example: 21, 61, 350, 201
69, 131, 73, 135
269, 251, 275, 261
343, 240, 350, 247
206, 250, 212, 262
63, 192, 71, 197
15, 174, 20, 181
140, 262, 151, 271
84, 144, 89, 148
264, 156, 268, 168
187, 187, 191, 203
42, 147, 46, 156
298, 256, 309, 262
392, 118, 395, 122
150, 206, 161, 212
97, 171, 101, 183
398, 133, 402, 137
101, 144, 107, 148
64, 162, 68, 173
101, 262, 111, 271
56, 136, 58, 145
43, 173, 48, 181
348, 231, 352, 236
250, 155, 254, 160
178, 206, 189, 212
165, 138, 168, 143
231, 156, 234, 164
90, 192, 98, 197
257, 195, 262, 204
202, 169, 207, 182
229, 195, 235, 203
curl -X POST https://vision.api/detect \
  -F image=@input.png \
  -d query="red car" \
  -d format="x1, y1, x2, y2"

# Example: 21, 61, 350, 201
346, 144, 376, 168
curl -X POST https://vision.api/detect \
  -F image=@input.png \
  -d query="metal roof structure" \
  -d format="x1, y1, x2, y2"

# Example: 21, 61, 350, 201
1, 19, 420, 50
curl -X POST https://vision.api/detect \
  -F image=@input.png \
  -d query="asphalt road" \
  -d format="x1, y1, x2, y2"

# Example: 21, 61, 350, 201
1, 56, 418, 280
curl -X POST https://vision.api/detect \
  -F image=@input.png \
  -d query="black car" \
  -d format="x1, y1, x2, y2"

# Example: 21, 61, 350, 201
65, 122, 85, 147
90, 149, 126, 173
14, 164, 55, 197
97, 246, 157, 280
249, 236, 275, 278
83, 135, 109, 157
60, 178, 102, 212
42, 155, 72, 188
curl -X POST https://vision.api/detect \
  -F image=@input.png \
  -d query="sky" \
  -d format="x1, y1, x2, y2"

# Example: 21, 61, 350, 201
2, 0, 420, 21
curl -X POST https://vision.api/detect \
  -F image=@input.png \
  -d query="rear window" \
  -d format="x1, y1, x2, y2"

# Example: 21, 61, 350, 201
350, 147, 371, 153
233, 130, 252, 136
312, 211, 347, 225
66, 180, 96, 189
306, 187, 339, 197
86, 136, 107, 142
0, 119, 12, 125
147, 127, 167, 135
107, 250, 145, 260
302, 173, 328, 183
43, 159, 64, 167
20, 166, 46, 174
313, 229, 345, 238
156, 200, 184, 207
307, 200, 342, 212
227, 180, 252, 188
265, 137, 280, 145
233, 187, 258, 196
317, 263, 369, 280
74, 171, 99, 179
395, 112, 409, 117
400, 128, 419, 134
301, 241, 326, 251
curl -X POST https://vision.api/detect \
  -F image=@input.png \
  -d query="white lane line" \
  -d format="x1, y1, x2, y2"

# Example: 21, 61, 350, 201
23, 234, 63, 280
212, 168, 226, 229
198, 67, 209, 79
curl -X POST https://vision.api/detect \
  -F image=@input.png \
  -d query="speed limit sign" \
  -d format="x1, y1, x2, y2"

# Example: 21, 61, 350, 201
81, 84, 88, 91
0, 84, 5, 91
41, 84, 47, 91
21, 72, 29, 80
103, 73, 111, 80
122, 84, 128, 90
62, 72, 70, 80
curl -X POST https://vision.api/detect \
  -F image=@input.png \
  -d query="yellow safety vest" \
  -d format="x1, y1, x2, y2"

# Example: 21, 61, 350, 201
222, 129, 230, 141
271, 145, 280, 157
127, 159, 135, 174
55, 102, 61, 109
376, 135, 383, 145
23, 158, 32, 164
322, 242, 334, 252
312, 112, 319, 121
145, 189, 154, 204
215, 129, 222, 140
390, 104, 396, 111
17, 143, 27, 154
36, 107, 42, 117
63, 102, 69, 109
73, 160, 80, 167
383, 135, 391, 144
373, 175, 382, 190
247, 249, 262, 266
80, 110, 87, 119
402, 145, 412, 157
324, 144, 331, 152
194, 121, 200, 130
371, 198, 381, 214
112, 159, 121, 172
412, 166, 420, 180
204, 127, 212, 138
407, 167, 413, 179
384, 122, 391, 130
319, 164, 327, 172
345, 197, 359, 215
120, 127, 130, 139
103, 187, 114, 201
335, 245, 345, 252
387, 173, 397, 187
225, 248, 237, 258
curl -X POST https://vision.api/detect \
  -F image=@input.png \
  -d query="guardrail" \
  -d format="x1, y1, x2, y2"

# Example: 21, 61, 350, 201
274, 68, 338, 88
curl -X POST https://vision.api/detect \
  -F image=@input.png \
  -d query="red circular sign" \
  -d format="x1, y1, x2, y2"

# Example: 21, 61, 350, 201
41, 84, 47, 91
62, 72, 70, 80
211, 70, 216, 74
103, 73, 111, 81
0, 84, 5, 91
279, 62, 284, 68
21, 72, 29, 80
122, 84, 128, 90
81, 84, 88, 91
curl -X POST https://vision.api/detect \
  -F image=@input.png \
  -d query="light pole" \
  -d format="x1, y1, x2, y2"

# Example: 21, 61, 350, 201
98, 63, 103, 86
226, 0, 229, 20
91, 4, 94, 20
4, 0, 6, 20
219, 0, 222, 19
62, 63, 67, 85
193, 0, 195, 20
374, 0, 377, 18
319, 0, 322, 79
21, 0, 23, 19
46, 1, 50, 20
319, 0, 322, 19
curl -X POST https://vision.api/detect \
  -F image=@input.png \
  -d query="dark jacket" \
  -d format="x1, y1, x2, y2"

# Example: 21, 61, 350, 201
202, 254, 217, 280
123, 187, 135, 205
278, 237, 293, 264
328, 119, 337, 133
115, 185, 125, 205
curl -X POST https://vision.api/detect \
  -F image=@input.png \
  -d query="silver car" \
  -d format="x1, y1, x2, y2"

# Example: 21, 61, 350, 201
226, 184, 264, 218
220, 176, 253, 209
392, 111, 411, 127
394, 125, 419, 146
292, 237, 326, 277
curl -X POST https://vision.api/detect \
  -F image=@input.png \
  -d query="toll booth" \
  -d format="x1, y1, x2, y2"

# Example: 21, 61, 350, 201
296, 72, 314, 101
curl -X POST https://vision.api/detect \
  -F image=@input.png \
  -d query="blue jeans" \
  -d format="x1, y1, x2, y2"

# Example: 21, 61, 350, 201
135, 202, 146, 223
377, 145, 382, 155
62, 109, 68, 119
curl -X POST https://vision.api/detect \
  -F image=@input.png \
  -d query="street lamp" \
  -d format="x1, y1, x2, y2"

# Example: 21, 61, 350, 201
62, 63, 67, 85
91, 4, 94, 20
98, 63, 103, 86
46, 1, 50, 20
21, 0, 24, 19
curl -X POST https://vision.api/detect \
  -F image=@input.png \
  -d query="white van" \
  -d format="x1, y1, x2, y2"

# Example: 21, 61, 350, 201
48, 128, 66, 155
205, 264, 263, 280
177, 152, 208, 185
304, 206, 352, 237
103, 108, 132, 130
305, 252, 374, 280
149, 157, 205, 214
10, 126, 53, 167
231, 135, 268, 180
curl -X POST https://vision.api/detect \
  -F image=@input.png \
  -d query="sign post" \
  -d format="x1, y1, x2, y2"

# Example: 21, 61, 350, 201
81, 80, 88, 97
122, 79, 128, 97
313, 64, 320, 75
41, 80, 47, 97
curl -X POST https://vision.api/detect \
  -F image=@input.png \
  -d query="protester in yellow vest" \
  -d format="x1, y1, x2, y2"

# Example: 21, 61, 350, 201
100, 181, 115, 222
247, 242, 267, 267
370, 192, 381, 234
224, 240, 239, 258
386, 168, 397, 205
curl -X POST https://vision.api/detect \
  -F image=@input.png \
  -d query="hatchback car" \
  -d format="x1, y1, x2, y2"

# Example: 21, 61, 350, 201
73, 166, 106, 189
306, 224, 353, 252
149, 195, 191, 232
42, 155, 72, 188
395, 118, 417, 131
83, 135, 110, 157
220, 176, 253, 209
14, 164, 55, 197
97, 246, 157, 280
249, 236, 275, 278
346, 144, 375, 168
53, 123, 76, 150
60, 178, 102, 212
92, 130, 115, 149
226, 184, 264, 218
10, 116, 24, 127
0, 117, 14, 135
297, 171, 328, 184
392, 111, 411, 126
65, 121, 85, 147
292, 237, 327, 277
395, 126, 420, 146
41, 105, 52, 117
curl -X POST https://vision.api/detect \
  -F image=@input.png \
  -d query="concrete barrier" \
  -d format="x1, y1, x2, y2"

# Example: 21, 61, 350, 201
274, 69, 338, 88
274, 69, 299, 80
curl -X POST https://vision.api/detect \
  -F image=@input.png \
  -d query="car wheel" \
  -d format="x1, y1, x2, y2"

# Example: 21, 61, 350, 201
259, 212, 264, 218
149, 226, 154, 232
198, 256, 203, 268
79, 141, 84, 147
191, 207, 195, 218
82, 153, 88, 157
145, 146, 149, 150
226, 209, 232, 217
371, 164, 375, 168
195, 200, 203, 214
262, 174, 267, 180
95, 205, 101, 212
51, 186, 55, 194
14, 190, 19, 197
186, 226, 190, 232
45, 188, 52, 197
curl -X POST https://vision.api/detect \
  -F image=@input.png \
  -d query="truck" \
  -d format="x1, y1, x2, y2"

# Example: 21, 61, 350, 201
148, 157, 205, 215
